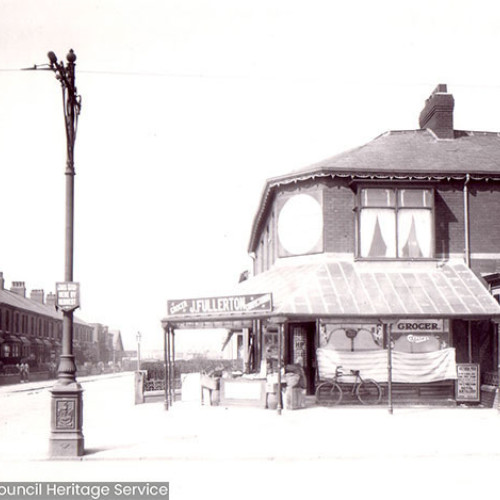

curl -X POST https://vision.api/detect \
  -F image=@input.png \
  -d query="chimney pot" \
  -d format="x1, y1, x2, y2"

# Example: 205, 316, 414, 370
46, 292, 57, 307
11, 281, 26, 297
30, 289, 45, 304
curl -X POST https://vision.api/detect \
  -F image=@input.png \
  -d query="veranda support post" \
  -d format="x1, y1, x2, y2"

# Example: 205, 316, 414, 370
163, 324, 169, 411
170, 329, 175, 405
166, 326, 172, 407
386, 323, 393, 415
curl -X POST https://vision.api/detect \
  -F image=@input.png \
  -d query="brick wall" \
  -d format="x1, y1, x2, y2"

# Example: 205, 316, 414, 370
469, 183, 500, 253
434, 183, 465, 256
252, 177, 500, 275
323, 179, 355, 253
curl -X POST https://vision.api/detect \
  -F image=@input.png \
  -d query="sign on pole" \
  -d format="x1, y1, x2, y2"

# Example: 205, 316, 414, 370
56, 282, 80, 311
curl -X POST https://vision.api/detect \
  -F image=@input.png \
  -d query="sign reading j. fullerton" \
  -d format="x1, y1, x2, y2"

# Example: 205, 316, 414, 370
167, 293, 272, 317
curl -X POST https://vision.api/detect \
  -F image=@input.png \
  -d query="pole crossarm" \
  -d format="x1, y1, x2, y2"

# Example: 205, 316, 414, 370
25, 51, 82, 174
47, 50, 82, 173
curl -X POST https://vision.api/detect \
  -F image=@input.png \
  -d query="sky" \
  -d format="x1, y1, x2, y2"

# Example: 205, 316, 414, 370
1, 0, 500, 352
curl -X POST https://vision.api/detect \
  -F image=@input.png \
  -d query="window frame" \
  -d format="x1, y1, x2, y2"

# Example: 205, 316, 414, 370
356, 185, 435, 260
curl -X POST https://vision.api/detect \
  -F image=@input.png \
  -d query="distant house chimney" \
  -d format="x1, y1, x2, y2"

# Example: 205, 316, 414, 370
30, 289, 45, 304
11, 281, 26, 297
46, 292, 57, 307
0, 272, 4, 290
419, 84, 455, 139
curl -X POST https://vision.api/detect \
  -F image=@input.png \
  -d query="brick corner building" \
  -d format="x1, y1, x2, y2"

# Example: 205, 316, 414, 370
163, 84, 500, 408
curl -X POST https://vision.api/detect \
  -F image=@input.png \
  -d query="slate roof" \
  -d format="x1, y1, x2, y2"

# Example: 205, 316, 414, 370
0, 288, 90, 326
249, 129, 500, 252
286, 129, 500, 179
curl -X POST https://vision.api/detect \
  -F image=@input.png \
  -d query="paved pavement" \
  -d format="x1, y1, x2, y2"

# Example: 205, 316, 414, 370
2, 373, 500, 499
2, 372, 500, 462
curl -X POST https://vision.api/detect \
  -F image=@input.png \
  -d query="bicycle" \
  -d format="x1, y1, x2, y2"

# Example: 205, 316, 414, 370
315, 366, 382, 405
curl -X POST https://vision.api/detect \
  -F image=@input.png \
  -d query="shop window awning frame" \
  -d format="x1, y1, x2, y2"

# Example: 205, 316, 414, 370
162, 260, 500, 329
161, 258, 500, 415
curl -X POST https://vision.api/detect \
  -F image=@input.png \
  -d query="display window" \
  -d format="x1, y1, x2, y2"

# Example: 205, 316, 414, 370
319, 323, 383, 351
358, 187, 434, 259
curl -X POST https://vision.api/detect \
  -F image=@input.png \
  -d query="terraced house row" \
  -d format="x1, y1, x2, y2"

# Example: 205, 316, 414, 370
0, 272, 124, 371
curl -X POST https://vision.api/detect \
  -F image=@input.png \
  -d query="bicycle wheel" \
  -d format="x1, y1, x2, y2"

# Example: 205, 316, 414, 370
315, 381, 343, 405
356, 379, 382, 404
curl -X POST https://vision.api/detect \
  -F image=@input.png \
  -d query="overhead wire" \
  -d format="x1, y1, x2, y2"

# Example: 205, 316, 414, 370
3, 67, 500, 89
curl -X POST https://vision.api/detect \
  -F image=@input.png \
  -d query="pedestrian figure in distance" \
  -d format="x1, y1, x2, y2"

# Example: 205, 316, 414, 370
16, 362, 24, 383
17, 361, 28, 383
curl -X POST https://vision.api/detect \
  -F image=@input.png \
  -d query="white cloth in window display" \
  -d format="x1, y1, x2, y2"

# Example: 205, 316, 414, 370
316, 347, 457, 383
398, 210, 432, 258
360, 209, 396, 257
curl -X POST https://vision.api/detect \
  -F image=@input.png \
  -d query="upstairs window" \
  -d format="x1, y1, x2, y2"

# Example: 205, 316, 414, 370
359, 188, 434, 259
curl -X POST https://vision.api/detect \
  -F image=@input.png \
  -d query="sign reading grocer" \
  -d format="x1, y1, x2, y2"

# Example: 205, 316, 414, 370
392, 319, 444, 333
167, 293, 273, 317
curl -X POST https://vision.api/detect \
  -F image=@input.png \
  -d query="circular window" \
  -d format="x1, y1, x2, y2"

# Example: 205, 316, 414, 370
277, 193, 323, 255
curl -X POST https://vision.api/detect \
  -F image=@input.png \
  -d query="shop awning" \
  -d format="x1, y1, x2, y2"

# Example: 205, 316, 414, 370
163, 258, 500, 328
236, 259, 500, 320
2, 334, 21, 343
18, 336, 31, 345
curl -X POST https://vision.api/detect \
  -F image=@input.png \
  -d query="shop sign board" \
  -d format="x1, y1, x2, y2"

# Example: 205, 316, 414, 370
392, 319, 444, 333
456, 363, 480, 403
167, 293, 273, 318
56, 282, 80, 311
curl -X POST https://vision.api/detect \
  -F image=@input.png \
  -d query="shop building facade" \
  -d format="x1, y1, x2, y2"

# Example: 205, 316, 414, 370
163, 85, 500, 407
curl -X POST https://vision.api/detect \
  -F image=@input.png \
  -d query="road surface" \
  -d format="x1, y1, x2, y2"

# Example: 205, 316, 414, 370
1, 372, 500, 500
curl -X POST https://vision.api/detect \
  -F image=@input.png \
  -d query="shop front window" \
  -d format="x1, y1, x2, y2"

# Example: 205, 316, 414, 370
2, 344, 11, 358
320, 324, 383, 351
359, 188, 434, 259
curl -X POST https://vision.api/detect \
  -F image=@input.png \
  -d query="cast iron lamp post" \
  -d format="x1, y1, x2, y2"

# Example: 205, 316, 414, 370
26, 49, 84, 456
48, 49, 84, 457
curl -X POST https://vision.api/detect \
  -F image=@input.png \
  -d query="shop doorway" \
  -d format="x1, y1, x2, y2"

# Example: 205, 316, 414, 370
453, 320, 497, 378
287, 322, 316, 394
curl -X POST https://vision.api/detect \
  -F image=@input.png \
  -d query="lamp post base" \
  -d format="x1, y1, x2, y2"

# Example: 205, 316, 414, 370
49, 381, 84, 458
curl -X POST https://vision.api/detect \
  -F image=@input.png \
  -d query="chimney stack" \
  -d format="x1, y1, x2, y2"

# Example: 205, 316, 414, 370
30, 289, 45, 304
46, 292, 57, 307
0, 272, 4, 290
10, 281, 26, 297
419, 84, 455, 139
